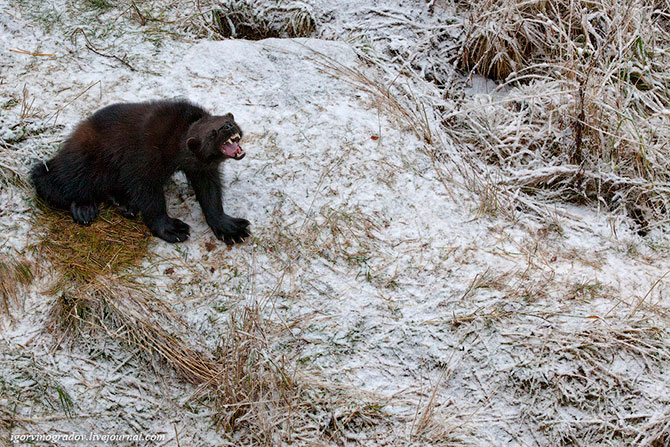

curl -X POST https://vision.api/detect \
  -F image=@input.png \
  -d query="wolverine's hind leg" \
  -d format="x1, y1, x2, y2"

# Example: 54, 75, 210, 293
30, 161, 71, 209
32, 160, 99, 226
70, 201, 99, 225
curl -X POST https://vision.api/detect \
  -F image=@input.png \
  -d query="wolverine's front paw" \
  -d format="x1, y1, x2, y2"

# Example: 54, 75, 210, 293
210, 216, 250, 245
151, 216, 190, 243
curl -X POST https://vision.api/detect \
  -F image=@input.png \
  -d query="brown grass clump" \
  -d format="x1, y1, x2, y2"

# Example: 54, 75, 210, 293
208, 305, 291, 434
33, 202, 151, 285
205, 305, 384, 444
0, 257, 33, 318
47, 279, 221, 383
451, 0, 670, 231
459, 0, 613, 81
211, 0, 317, 40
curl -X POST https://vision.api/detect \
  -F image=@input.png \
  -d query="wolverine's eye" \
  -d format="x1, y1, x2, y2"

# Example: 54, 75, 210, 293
219, 122, 234, 133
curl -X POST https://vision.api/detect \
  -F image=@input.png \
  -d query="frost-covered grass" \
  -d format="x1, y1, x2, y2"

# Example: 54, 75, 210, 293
2, 0, 670, 446
0, 341, 75, 442
314, 0, 670, 233
448, 0, 670, 233
211, 0, 317, 40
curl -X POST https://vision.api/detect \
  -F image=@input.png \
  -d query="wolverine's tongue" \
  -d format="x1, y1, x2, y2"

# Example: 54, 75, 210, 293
222, 141, 245, 159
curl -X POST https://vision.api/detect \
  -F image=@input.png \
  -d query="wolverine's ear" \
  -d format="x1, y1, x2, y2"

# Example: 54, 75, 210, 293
187, 137, 200, 153
225, 112, 234, 121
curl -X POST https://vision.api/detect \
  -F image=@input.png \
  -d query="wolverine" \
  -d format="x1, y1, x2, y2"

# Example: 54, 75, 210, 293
30, 99, 250, 244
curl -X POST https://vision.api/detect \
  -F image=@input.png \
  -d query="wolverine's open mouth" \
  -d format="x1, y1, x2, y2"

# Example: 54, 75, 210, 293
221, 133, 245, 160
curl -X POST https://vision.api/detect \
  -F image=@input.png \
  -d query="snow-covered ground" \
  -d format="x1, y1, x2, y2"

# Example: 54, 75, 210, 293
1, 1, 669, 446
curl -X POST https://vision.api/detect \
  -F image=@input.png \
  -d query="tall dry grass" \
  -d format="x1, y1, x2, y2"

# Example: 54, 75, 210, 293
0, 257, 33, 319
210, 0, 317, 40
451, 0, 670, 232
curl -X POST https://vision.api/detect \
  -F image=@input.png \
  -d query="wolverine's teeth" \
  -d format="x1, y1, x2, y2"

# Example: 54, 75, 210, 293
232, 133, 240, 140
225, 138, 232, 144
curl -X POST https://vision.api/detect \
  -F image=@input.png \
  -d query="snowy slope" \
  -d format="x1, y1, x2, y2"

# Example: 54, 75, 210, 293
1, 1, 669, 446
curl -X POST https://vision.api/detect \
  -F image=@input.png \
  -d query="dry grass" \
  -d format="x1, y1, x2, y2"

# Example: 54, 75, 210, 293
206, 306, 387, 444
0, 257, 33, 319
0, 126, 56, 185
210, 0, 317, 40
45, 279, 217, 381
503, 322, 670, 446
32, 202, 151, 286
44, 278, 387, 445
459, 0, 606, 80
0, 341, 74, 444
320, 58, 434, 144
449, 0, 670, 232
33, 199, 222, 387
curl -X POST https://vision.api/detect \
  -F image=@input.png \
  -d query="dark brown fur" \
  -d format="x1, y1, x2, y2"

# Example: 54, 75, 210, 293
31, 99, 250, 244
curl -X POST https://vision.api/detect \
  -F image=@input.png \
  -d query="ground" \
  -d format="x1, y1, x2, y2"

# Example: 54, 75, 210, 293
1, 1, 669, 446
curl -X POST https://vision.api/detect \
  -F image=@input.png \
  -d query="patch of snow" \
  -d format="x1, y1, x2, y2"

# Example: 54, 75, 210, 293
1, 0, 670, 446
